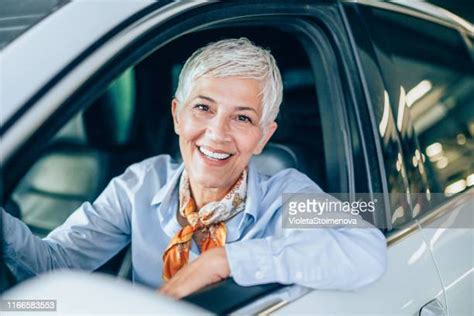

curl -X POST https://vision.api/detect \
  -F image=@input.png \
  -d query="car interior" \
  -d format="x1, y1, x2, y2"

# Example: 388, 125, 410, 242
7, 25, 332, 290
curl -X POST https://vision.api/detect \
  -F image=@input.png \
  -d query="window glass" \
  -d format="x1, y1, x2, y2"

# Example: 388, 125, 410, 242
366, 8, 474, 208
347, 7, 413, 230
405, 59, 474, 200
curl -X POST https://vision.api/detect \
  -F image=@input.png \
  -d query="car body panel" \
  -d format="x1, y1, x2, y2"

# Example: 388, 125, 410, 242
275, 227, 444, 315
418, 189, 474, 316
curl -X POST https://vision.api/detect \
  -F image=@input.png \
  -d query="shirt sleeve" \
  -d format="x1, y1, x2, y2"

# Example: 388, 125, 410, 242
2, 163, 139, 281
224, 190, 387, 290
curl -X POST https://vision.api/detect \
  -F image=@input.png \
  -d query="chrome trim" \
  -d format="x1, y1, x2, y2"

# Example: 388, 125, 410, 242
386, 222, 418, 247
231, 285, 312, 315
416, 187, 474, 228
342, 0, 473, 35
256, 299, 288, 315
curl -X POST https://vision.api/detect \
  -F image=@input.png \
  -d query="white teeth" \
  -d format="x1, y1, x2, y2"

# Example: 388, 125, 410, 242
199, 146, 231, 160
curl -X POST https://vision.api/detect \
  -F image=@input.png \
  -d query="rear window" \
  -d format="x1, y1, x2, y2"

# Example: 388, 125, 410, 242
0, 0, 69, 50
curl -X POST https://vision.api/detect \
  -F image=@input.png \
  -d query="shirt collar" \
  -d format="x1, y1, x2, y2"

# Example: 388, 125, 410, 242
150, 163, 184, 206
242, 159, 261, 222
149, 159, 262, 221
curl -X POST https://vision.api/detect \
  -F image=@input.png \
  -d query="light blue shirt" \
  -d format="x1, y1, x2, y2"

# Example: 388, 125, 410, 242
3, 155, 387, 289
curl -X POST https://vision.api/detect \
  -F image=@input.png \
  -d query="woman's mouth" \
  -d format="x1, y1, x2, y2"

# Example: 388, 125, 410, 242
197, 146, 233, 161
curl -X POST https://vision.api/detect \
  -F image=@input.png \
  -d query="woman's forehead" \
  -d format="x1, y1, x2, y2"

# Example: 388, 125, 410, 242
188, 77, 263, 112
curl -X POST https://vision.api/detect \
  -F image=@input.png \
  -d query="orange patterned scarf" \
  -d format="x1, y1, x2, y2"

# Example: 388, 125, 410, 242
162, 169, 247, 281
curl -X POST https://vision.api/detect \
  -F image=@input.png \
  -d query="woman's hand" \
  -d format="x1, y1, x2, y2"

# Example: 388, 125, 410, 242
158, 247, 230, 299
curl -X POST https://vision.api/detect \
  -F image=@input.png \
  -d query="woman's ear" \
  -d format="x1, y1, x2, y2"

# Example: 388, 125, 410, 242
254, 121, 278, 155
171, 98, 180, 135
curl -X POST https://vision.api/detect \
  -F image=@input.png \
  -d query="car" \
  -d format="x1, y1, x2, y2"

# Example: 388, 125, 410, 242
1, 0, 473, 314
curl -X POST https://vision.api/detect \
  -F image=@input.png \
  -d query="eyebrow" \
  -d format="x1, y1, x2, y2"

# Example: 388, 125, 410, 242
197, 95, 216, 103
196, 95, 258, 114
235, 106, 258, 114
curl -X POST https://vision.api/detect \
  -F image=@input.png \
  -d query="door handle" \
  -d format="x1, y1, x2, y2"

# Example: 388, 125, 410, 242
419, 299, 446, 316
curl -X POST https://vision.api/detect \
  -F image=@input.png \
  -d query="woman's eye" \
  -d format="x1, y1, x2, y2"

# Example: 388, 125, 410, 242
237, 115, 252, 123
194, 104, 209, 111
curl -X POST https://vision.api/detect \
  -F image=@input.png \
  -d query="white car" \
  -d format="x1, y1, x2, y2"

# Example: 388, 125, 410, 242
1, 0, 473, 314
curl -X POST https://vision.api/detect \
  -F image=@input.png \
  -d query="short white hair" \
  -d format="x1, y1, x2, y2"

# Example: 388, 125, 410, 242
174, 37, 283, 127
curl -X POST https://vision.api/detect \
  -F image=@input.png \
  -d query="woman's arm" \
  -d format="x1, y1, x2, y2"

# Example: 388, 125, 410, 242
225, 224, 387, 290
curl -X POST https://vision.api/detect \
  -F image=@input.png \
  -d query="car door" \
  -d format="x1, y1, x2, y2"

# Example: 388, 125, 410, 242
384, 17, 474, 316
342, 1, 473, 315
276, 2, 450, 315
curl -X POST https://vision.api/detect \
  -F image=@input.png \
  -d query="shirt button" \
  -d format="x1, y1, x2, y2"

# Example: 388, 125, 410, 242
295, 271, 303, 280
255, 271, 264, 279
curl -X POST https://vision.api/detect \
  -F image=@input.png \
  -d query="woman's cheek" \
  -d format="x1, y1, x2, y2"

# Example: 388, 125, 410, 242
180, 114, 204, 138
236, 127, 262, 151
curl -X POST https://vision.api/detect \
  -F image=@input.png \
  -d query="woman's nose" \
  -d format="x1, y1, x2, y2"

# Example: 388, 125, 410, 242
206, 115, 231, 143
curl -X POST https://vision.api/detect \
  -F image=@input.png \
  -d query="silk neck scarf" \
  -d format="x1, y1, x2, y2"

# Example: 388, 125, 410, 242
162, 168, 247, 281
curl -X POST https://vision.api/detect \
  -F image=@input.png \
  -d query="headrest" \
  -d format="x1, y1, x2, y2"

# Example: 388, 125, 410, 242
251, 142, 300, 176
83, 68, 135, 148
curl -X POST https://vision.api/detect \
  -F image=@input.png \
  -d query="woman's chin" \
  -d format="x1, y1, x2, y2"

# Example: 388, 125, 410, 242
191, 174, 231, 191
189, 166, 239, 190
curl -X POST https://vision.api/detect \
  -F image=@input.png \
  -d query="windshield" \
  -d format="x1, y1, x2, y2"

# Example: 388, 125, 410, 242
0, 0, 69, 50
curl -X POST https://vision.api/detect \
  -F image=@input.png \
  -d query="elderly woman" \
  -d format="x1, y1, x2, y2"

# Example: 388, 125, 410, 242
2, 38, 386, 298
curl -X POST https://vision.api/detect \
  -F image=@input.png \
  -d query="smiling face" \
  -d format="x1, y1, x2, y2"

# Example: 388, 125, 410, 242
172, 76, 277, 195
